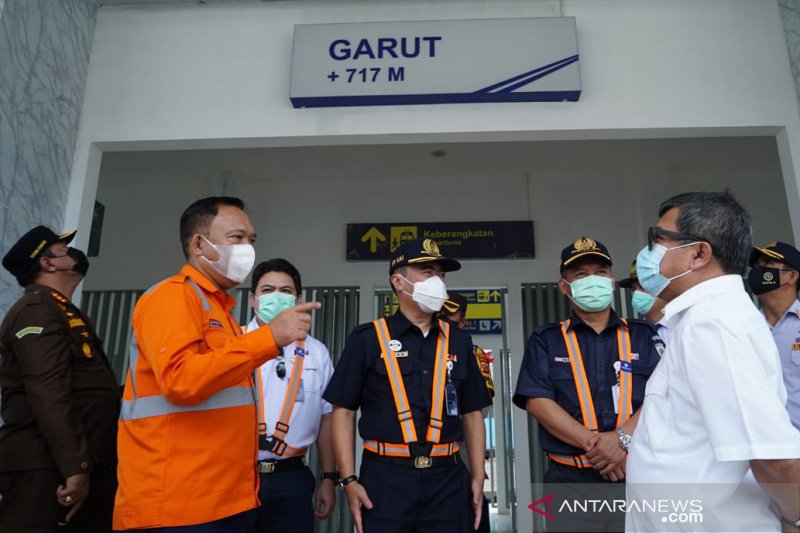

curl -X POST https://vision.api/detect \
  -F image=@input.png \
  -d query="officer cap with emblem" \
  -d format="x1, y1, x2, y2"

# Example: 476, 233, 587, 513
618, 260, 638, 288
389, 238, 461, 274
560, 236, 613, 272
749, 241, 800, 271
2, 226, 77, 286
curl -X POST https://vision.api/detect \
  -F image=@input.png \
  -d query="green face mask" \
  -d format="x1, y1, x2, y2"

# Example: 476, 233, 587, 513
567, 275, 613, 312
256, 291, 296, 323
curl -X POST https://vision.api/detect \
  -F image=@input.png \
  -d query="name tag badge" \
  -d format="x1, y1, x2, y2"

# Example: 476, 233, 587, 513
618, 361, 633, 373
554, 356, 570, 363
445, 383, 459, 416
388, 339, 403, 352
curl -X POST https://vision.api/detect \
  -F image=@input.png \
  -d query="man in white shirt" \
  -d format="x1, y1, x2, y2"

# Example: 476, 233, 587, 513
748, 241, 800, 430
246, 259, 337, 533
627, 191, 800, 533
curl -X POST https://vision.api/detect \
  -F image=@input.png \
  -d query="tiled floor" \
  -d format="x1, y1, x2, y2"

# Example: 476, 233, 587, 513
489, 505, 514, 533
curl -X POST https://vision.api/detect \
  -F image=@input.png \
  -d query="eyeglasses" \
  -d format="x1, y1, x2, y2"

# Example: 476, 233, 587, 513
647, 226, 701, 250
275, 357, 286, 379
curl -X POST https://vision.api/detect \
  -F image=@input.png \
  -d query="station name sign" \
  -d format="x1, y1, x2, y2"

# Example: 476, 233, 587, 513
290, 17, 581, 108
346, 221, 535, 261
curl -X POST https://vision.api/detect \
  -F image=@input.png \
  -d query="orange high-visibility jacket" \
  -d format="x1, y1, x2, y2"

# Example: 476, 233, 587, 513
113, 265, 280, 530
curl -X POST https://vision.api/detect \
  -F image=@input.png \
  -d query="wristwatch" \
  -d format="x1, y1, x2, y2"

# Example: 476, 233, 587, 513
770, 501, 800, 529
339, 474, 359, 488
615, 428, 632, 452
319, 471, 339, 482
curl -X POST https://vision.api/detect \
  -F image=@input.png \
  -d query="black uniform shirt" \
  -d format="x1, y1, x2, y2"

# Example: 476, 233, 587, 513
0, 284, 120, 477
513, 311, 662, 455
324, 311, 492, 444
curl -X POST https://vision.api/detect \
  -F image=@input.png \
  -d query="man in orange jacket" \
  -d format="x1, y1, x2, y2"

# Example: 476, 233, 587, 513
113, 197, 320, 532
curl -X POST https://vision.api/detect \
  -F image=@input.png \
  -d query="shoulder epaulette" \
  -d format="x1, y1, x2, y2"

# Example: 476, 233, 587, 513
352, 322, 376, 334
48, 290, 68, 304
533, 321, 563, 335
625, 317, 660, 332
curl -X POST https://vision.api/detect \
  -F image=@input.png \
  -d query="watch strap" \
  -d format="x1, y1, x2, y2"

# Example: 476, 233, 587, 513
320, 471, 339, 482
339, 474, 359, 487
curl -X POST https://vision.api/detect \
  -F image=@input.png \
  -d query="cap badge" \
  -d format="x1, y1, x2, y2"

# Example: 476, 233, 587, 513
422, 239, 442, 258
573, 237, 597, 253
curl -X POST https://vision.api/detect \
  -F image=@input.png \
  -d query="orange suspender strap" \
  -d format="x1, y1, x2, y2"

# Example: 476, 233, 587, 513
363, 439, 459, 457
560, 320, 599, 432
373, 319, 418, 443
550, 319, 634, 468
615, 318, 633, 428
425, 319, 450, 443
373, 318, 451, 445
255, 340, 307, 458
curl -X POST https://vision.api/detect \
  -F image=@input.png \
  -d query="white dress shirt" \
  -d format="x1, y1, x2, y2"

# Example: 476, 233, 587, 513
626, 276, 800, 533
764, 299, 800, 429
247, 318, 334, 461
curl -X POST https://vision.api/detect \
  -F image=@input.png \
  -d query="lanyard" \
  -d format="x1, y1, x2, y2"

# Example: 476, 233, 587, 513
372, 318, 450, 444
255, 340, 307, 457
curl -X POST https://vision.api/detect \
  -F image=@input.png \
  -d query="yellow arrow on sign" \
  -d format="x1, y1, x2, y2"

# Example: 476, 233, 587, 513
361, 226, 387, 253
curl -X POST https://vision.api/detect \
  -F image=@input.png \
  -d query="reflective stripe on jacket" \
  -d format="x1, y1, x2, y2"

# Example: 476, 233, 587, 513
113, 265, 280, 530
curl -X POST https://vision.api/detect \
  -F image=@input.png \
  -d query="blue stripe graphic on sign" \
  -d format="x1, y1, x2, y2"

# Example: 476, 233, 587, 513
291, 90, 580, 108
474, 55, 579, 94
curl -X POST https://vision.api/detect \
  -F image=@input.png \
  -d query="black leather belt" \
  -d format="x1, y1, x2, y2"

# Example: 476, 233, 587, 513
363, 449, 460, 469
257, 456, 305, 474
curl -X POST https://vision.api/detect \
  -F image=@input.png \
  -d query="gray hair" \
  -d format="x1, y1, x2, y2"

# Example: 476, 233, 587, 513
658, 191, 752, 275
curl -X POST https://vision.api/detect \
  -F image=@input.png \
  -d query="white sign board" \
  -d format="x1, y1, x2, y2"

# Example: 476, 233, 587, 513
290, 17, 581, 108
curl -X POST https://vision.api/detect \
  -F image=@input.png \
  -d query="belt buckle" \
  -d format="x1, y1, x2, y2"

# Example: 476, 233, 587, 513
258, 462, 276, 474
413, 456, 432, 469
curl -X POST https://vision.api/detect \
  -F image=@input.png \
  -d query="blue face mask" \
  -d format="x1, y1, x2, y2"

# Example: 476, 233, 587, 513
631, 290, 656, 315
635, 242, 698, 297
567, 275, 614, 312
256, 291, 296, 323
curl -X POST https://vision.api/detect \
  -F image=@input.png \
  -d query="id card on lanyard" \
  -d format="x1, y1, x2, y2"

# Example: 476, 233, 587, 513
612, 360, 633, 416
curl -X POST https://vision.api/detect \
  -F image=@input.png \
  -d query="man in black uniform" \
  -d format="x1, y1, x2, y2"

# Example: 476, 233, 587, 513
0, 226, 120, 532
325, 238, 491, 533
513, 237, 662, 532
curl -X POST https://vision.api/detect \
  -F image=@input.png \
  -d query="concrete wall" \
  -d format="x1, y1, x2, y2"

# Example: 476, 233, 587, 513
0, 0, 98, 313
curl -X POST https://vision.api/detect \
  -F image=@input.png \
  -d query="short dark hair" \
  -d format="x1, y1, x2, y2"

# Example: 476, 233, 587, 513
179, 197, 245, 259
390, 265, 408, 295
658, 191, 752, 275
250, 258, 302, 295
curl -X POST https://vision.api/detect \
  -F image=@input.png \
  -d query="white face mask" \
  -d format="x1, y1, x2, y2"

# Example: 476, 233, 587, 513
201, 235, 255, 284
399, 274, 448, 314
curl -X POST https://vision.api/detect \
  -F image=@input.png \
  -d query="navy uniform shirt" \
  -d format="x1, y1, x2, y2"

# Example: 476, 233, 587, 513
324, 311, 492, 444
513, 311, 662, 456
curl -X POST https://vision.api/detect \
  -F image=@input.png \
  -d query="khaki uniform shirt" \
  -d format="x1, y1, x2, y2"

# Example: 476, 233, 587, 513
0, 284, 120, 478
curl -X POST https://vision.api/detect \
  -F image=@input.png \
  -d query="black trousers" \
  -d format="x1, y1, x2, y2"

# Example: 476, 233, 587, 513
542, 462, 625, 533
359, 456, 475, 533
256, 465, 316, 533
0, 464, 117, 533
